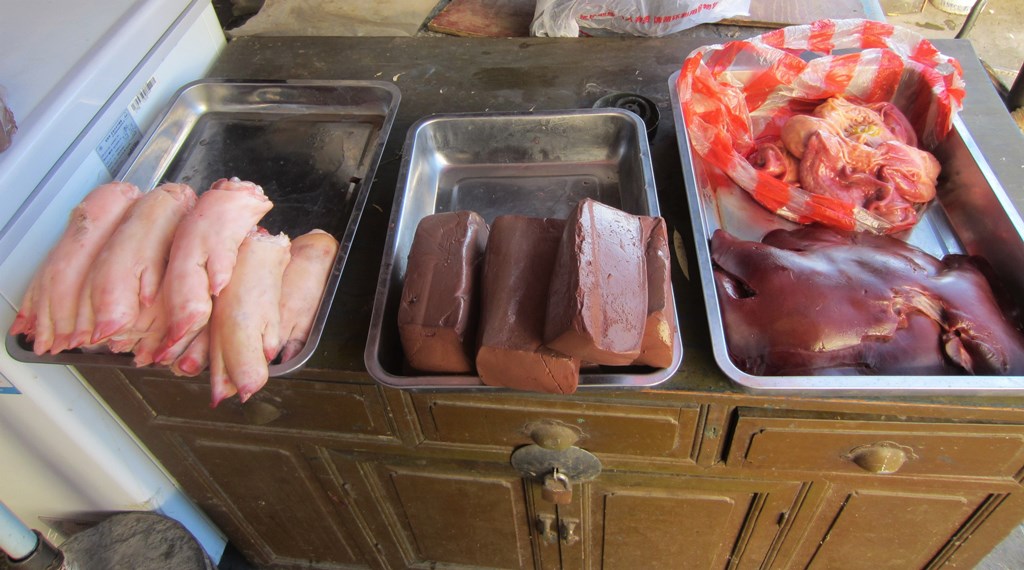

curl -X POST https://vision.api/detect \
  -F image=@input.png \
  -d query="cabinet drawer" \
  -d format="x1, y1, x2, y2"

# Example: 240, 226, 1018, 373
727, 409, 1024, 479
127, 371, 394, 437
410, 393, 701, 460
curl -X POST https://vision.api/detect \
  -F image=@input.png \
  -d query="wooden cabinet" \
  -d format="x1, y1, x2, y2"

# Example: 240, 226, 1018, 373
723, 408, 1024, 569
75, 365, 1024, 570
324, 451, 538, 569
563, 473, 803, 570
793, 484, 996, 569
172, 434, 371, 568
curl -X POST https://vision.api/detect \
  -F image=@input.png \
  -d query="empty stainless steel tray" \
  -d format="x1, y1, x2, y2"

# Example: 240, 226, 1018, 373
365, 109, 683, 389
669, 70, 1024, 394
8, 79, 400, 376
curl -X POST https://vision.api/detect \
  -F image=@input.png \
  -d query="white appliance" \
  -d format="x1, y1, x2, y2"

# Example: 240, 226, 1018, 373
0, 0, 227, 561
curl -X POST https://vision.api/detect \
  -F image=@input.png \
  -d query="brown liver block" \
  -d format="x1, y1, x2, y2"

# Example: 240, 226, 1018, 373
398, 211, 488, 373
633, 216, 676, 368
544, 198, 647, 365
477, 215, 579, 394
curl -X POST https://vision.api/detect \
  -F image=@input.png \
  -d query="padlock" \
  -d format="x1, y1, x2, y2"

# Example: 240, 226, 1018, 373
541, 469, 573, 505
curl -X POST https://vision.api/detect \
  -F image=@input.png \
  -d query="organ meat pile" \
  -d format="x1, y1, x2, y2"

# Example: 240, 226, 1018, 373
9, 178, 339, 407
711, 227, 1024, 376
748, 97, 941, 230
676, 19, 966, 235
397, 198, 677, 394
675, 21, 1019, 379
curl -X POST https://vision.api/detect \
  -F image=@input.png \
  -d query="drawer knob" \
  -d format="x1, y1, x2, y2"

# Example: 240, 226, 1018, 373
527, 421, 581, 451
846, 442, 912, 474
241, 400, 282, 426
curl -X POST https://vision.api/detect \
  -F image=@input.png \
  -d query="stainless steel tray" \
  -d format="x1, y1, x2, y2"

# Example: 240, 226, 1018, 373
365, 109, 683, 389
669, 70, 1024, 394
7, 79, 401, 376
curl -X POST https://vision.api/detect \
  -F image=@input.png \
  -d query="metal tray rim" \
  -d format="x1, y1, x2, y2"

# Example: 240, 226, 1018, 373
7, 78, 402, 377
668, 69, 1024, 395
363, 108, 683, 390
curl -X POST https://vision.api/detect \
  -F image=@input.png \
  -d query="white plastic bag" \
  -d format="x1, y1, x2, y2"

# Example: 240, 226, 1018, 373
677, 19, 965, 233
531, 0, 751, 37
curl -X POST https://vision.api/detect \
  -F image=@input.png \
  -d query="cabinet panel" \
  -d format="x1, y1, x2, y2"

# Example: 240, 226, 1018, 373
729, 411, 1024, 479
177, 435, 366, 568
128, 370, 394, 437
602, 492, 735, 569
411, 393, 701, 460
568, 474, 803, 570
325, 451, 539, 569
806, 489, 987, 570
392, 471, 526, 567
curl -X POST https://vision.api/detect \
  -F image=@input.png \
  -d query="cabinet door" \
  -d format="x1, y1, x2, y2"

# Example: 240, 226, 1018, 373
324, 450, 543, 570
172, 434, 373, 569
792, 483, 999, 570
555, 472, 803, 570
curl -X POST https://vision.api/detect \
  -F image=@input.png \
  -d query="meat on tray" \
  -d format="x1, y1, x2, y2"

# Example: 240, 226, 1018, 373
209, 228, 291, 406
545, 198, 648, 366
172, 327, 210, 379
396, 199, 677, 394
712, 227, 1024, 376
749, 97, 940, 229
119, 283, 184, 367
276, 229, 340, 363
158, 177, 273, 359
74, 182, 198, 346
11, 182, 142, 355
398, 211, 489, 373
477, 215, 579, 394
634, 217, 676, 368
10, 177, 338, 407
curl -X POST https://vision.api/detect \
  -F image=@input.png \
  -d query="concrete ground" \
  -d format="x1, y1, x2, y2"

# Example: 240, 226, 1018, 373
979, 523, 1024, 570
207, 1, 1024, 568
888, 0, 1023, 103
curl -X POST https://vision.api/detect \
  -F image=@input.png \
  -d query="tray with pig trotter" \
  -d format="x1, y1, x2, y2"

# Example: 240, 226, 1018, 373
670, 20, 1024, 394
7, 79, 400, 377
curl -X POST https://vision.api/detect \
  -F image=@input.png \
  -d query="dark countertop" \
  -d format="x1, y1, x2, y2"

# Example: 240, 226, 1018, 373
208, 32, 1024, 406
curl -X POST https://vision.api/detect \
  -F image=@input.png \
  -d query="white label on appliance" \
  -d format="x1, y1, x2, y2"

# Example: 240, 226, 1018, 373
130, 76, 158, 115
0, 370, 19, 394
96, 110, 142, 175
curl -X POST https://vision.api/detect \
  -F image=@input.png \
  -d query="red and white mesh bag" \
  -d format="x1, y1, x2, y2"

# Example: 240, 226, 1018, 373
676, 19, 966, 233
